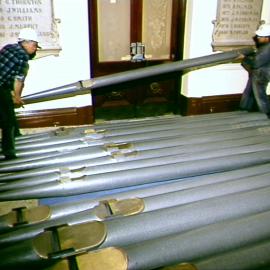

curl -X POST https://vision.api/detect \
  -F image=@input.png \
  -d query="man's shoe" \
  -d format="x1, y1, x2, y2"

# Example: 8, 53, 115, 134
15, 132, 22, 137
4, 154, 17, 160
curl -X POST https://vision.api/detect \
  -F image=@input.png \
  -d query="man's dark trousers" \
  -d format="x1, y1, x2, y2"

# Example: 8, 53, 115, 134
0, 87, 17, 158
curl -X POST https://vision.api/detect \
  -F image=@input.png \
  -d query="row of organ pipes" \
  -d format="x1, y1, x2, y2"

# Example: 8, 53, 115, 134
0, 48, 270, 269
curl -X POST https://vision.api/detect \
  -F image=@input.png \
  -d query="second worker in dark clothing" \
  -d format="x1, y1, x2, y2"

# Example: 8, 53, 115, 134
240, 24, 270, 118
0, 28, 40, 160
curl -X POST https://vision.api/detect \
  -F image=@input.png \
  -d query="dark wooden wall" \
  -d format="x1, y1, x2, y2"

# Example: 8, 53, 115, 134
17, 94, 243, 128
17, 106, 94, 128
179, 94, 242, 116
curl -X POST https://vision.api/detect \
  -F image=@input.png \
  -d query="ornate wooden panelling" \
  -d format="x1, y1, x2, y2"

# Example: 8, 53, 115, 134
89, 0, 186, 120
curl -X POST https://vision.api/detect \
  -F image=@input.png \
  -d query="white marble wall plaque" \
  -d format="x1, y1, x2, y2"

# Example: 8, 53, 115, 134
0, 0, 61, 56
212, 0, 263, 51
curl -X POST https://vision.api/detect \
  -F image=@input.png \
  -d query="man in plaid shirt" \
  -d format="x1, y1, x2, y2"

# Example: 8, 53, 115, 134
0, 28, 40, 160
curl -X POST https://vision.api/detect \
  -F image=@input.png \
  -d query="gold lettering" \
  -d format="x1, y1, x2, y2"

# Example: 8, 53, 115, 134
5, 0, 42, 4
12, 16, 32, 21
6, 7, 42, 13
39, 31, 51, 37
11, 23, 38, 29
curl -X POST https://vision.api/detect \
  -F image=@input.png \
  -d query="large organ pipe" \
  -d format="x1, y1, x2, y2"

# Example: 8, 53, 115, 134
0, 185, 270, 268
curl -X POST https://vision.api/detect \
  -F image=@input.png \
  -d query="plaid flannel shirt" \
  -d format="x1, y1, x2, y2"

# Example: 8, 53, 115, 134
0, 43, 29, 90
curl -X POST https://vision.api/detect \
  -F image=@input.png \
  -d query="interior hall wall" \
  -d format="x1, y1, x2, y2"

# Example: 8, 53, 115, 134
17, 0, 91, 112
181, 0, 270, 98
16, 0, 270, 112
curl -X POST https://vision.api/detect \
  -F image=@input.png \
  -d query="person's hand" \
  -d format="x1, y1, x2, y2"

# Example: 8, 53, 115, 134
13, 97, 25, 108
11, 91, 25, 108
235, 53, 246, 61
